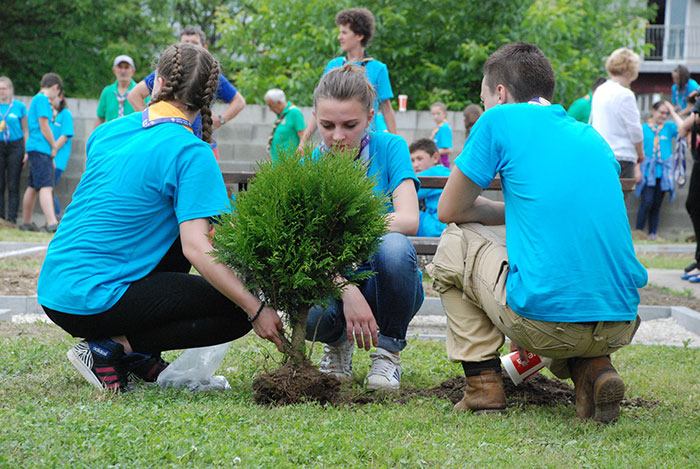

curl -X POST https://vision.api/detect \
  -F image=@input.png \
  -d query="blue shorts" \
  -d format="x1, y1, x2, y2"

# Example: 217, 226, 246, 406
27, 151, 54, 189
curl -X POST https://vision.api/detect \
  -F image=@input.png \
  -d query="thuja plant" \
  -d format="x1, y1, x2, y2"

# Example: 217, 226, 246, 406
211, 144, 389, 365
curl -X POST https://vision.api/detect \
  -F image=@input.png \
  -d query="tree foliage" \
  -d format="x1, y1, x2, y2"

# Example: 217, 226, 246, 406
211, 145, 389, 361
1, 0, 176, 97
216, 0, 654, 110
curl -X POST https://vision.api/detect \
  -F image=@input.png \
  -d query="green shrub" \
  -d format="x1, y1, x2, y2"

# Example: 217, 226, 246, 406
212, 144, 389, 362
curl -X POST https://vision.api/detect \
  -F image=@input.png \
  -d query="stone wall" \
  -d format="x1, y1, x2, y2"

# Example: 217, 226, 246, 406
14, 96, 695, 240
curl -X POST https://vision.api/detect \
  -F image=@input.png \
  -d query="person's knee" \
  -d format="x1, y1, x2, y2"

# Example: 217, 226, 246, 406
374, 232, 417, 272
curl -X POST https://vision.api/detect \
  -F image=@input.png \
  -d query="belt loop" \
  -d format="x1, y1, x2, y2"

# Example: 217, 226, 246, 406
592, 321, 604, 341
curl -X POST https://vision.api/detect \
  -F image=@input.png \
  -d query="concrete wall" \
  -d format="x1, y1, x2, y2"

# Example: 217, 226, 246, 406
14, 96, 695, 240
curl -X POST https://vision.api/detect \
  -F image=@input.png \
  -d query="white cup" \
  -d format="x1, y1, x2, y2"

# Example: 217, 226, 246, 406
501, 351, 552, 386
398, 94, 408, 112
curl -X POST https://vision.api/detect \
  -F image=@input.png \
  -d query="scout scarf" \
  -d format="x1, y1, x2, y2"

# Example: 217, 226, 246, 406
266, 104, 296, 154
115, 88, 130, 118
319, 132, 371, 164
142, 101, 193, 132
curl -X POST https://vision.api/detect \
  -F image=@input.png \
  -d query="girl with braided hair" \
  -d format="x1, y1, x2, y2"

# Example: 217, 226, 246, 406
38, 43, 284, 393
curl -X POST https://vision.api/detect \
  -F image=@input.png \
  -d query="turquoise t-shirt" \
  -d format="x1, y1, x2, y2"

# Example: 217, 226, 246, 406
50, 108, 74, 171
38, 109, 231, 315
455, 103, 647, 322
26, 93, 53, 154
324, 57, 394, 132
433, 121, 453, 150
672, 78, 699, 109
642, 121, 678, 179
416, 164, 451, 237
0, 100, 28, 142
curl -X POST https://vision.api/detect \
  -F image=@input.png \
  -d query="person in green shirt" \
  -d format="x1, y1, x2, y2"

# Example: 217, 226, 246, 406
264, 88, 306, 160
93, 55, 137, 130
567, 77, 606, 123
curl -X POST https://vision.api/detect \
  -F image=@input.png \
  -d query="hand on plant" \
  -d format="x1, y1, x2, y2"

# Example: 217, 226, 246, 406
252, 307, 285, 353
342, 285, 379, 351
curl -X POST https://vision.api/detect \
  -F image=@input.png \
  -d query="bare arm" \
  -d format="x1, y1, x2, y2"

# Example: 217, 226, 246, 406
39, 117, 56, 153
381, 99, 397, 134
54, 135, 68, 151
634, 140, 644, 164
680, 112, 699, 139
126, 80, 150, 112
93, 117, 105, 131
180, 218, 284, 351
438, 168, 505, 225
21, 116, 28, 142
678, 91, 698, 117
387, 179, 419, 235
214, 92, 246, 130
298, 118, 317, 151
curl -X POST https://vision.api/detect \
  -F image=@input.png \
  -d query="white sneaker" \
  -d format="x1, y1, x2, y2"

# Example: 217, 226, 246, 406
365, 347, 401, 390
319, 340, 354, 381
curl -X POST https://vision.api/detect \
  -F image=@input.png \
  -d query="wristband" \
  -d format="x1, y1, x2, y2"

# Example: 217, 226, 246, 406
248, 303, 264, 323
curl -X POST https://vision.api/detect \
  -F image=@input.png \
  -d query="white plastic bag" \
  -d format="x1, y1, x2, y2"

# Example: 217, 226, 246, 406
157, 342, 231, 392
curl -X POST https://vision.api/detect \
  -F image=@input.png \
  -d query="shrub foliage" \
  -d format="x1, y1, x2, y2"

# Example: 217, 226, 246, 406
211, 145, 389, 360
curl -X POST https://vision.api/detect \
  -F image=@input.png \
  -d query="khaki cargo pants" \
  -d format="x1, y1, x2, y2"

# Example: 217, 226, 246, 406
426, 223, 640, 379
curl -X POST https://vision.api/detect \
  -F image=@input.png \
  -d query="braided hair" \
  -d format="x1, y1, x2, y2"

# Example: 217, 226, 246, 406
150, 43, 220, 143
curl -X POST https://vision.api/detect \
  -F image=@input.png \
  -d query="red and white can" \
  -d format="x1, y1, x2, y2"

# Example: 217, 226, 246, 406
501, 351, 552, 386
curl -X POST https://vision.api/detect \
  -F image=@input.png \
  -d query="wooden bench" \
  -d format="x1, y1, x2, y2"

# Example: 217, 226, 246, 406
221, 168, 636, 256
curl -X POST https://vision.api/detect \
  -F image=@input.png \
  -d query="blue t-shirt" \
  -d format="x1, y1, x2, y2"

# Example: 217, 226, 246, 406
0, 100, 28, 142
642, 121, 678, 179
455, 103, 647, 323
672, 78, 699, 109
50, 109, 74, 171
433, 121, 453, 150
324, 57, 393, 132
144, 72, 237, 142
416, 164, 450, 237
37, 106, 231, 315
26, 93, 54, 154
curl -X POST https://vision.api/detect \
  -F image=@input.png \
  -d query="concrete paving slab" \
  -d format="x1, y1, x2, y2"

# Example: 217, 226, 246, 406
646, 268, 700, 298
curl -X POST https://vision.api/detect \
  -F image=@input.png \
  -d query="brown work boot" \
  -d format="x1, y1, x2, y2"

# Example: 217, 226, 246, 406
454, 370, 506, 414
569, 356, 625, 424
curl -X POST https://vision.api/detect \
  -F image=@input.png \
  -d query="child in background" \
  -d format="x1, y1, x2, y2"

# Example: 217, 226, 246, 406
50, 91, 73, 219
430, 102, 452, 168
410, 138, 450, 237
20, 72, 63, 232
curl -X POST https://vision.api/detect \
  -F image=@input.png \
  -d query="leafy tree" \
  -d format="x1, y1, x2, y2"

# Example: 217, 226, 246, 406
1, 0, 174, 97
211, 145, 389, 364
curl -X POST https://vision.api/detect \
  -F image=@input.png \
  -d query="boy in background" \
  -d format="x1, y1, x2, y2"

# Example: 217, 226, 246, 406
430, 102, 452, 168
410, 138, 450, 237
20, 73, 63, 232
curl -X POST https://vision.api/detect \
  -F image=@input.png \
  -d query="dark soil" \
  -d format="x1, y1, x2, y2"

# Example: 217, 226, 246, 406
252, 362, 341, 405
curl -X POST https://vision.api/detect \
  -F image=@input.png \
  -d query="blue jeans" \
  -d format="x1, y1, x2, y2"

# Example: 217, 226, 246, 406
635, 179, 666, 235
305, 232, 425, 352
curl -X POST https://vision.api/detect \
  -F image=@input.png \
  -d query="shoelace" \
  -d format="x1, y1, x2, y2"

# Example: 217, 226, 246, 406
322, 345, 351, 372
370, 353, 399, 377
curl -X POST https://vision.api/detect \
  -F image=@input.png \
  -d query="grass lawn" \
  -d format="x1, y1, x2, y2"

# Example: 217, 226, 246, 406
1, 322, 698, 467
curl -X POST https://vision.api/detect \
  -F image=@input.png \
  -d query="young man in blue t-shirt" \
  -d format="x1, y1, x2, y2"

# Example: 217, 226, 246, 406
428, 42, 647, 423
20, 73, 63, 232
409, 138, 450, 237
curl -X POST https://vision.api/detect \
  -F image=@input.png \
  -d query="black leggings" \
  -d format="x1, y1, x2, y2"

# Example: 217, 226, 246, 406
43, 237, 252, 354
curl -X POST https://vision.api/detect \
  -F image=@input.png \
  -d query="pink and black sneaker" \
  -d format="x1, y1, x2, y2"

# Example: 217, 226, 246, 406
66, 339, 128, 393
122, 352, 169, 383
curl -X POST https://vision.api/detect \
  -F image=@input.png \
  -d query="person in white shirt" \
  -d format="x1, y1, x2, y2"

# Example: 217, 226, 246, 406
590, 48, 644, 179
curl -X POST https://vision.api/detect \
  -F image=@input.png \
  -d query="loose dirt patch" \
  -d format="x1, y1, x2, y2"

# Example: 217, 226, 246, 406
253, 362, 341, 405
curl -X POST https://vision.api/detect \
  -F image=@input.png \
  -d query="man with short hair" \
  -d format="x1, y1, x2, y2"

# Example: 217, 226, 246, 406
94, 55, 137, 130
264, 89, 305, 160
128, 25, 246, 158
428, 42, 647, 423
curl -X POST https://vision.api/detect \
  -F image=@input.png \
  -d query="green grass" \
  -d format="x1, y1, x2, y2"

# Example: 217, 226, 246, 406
637, 254, 695, 270
1, 322, 698, 467
0, 227, 53, 243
